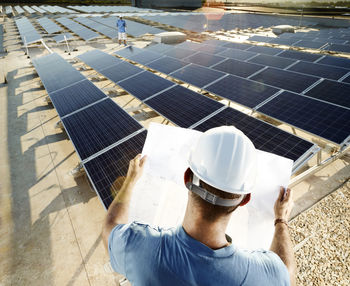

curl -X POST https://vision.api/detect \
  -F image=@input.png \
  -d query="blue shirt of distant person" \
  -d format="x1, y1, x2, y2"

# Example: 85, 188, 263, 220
117, 16, 127, 46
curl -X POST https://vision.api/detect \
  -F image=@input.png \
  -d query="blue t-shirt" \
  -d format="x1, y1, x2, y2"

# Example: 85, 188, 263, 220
109, 222, 290, 286
117, 19, 126, 33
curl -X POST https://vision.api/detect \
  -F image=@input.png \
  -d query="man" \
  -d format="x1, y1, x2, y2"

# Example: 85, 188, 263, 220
102, 126, 296, 285
117, 16, 127, 46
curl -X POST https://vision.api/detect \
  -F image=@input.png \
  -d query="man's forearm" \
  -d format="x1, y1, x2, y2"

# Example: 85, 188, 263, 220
270, 223, 297, 286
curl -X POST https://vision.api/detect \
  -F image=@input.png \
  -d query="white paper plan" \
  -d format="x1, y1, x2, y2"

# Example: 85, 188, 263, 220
128, 123, 293, 250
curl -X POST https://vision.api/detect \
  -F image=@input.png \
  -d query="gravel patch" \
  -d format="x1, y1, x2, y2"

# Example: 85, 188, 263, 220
290, 179, 350, 286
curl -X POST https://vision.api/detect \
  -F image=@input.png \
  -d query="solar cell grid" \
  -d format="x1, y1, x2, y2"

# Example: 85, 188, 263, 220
305, 79, 350, 108
196, 44, 228, 54
118, 71, 174, 101
144, 85, 224, 128
145, 43, 173, 54
277, 50, 322, 62
170, 64, 226, 88
317, 55, 350, 69
342, 74, 350, 84
146, 56, 189, 74
78, 49, 122, 71
53, 33, 73, 43
212, 58, 265, 78
114, 46, 143, 58
293, 40, 326, 49
246, 45, 283, 56
163, 47, 197, 59
217, 48, 257, 61
101, 61, 143, 83
257, 91, 350, 144
248, 54, 296, 69
222, 42, 252, 50
129, 50, 161, 65
324, 43, 350, 53
287, 61, 349, 81
62, 98, 143, 160
183, 52, 226, 67
250, 67, 320, 93
205, 74, 280, 109
84, 130, 147, 209
193, 107, 316, 163
49, 80, 107, 117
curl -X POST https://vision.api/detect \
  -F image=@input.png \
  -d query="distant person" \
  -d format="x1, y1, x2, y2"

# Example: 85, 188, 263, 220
117, 16, 127, 46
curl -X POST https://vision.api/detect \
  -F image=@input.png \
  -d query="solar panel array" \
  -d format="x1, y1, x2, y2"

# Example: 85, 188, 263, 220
53, 33, 73, 43
5, 6, 13, 15
137, 42, 350, 145
23, 6, 36, 14
37, 17, 62, 34
31, 6, 46, 14
15, 17, 42, 45
56, 17, 99, 41
32, 53, 146, 209
141, 13, 315, 33
249, 28, 350, 54
67, 5, 157, 13
74, 17, 117, 39
14, 6, 25, 15
78, 49, 319, 167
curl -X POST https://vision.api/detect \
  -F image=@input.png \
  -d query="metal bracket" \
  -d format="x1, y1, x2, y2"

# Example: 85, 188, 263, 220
69, 162, 85, 178
45, 96, 52, 104
54, 120, 63, 130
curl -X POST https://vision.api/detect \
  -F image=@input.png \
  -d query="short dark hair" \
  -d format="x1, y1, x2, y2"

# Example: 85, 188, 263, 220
190, 180, 242, 222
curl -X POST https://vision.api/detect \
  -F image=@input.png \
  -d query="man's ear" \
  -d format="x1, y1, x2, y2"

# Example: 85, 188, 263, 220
239, 193, 251, 206
184, 168, 193, 185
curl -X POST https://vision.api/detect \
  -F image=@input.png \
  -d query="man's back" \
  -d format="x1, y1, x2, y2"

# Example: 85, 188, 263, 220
117, 19, 126, 33
109, 222, 290, 286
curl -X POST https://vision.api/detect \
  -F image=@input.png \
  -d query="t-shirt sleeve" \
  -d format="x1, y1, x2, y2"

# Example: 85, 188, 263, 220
242, 250, 291, 286
108, 224, 131, 275
108, 222, 162, 276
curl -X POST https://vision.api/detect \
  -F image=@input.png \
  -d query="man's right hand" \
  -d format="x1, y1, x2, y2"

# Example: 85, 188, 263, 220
274, 187, 294, 221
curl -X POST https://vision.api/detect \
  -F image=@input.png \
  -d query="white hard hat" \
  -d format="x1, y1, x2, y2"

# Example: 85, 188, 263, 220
188, 126, 257, 194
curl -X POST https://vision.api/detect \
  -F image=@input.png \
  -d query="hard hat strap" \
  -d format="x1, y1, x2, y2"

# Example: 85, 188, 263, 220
185, 181, 244, 207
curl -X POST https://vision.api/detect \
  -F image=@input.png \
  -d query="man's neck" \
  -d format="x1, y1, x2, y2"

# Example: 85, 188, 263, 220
182, 203, 231, 250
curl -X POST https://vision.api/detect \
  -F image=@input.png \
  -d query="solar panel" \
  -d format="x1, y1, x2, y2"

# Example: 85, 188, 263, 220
144, 85, 224, 128
205, 74, 280, 109
37, 17, 62, 34
129, 50, 161, 65
316, 55, 350, 69
222, 42, 252, 50
181, 51, 225, 68
170, 64, 226, 88
53, 33, 73, 43
217, 48, 257, 61
49, 80, 107, 117
145, 43, 173, 54
324, 44, 350, 53
212, 58, 265, 78
249, 35, 272, 42
287, 61, 349, 81
100, 61, 143, 83
56, 17, 99, 41
84, 130, 147, 209
33, 54, 85, 93
193, 107, 316, 163
269, 38, 299, 45
246, 45, 283, 56
257, 91, 350, 145
197, 44, 228, 54
176, 41, 202, 50
304, 80, 350, 108
202, 39, 228, 46
277, 50, 322, 62
146, 56, 189, 74
114, 46, 143, 58
163, 47, 198, 59
250, 67, 320, 93
248, 54, 296, 69
77, 49, 122, 71
293, 40, 326, 49
118, 71, 175, 101
62, 98, 143, 160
